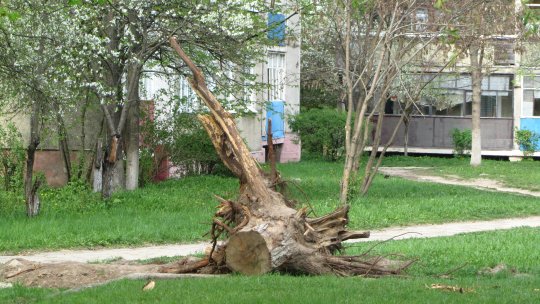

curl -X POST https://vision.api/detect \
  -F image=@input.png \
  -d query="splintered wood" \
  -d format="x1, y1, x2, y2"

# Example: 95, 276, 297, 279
165, 37, 412, 276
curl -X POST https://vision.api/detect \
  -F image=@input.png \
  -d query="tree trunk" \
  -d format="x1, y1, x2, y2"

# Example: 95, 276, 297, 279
162, 38, 412, 277
101, 134, 123, 199
126, 65, 142, 191
404, 119, 409, 157
25, 100, 41, 217
55, 109, 72, 183
470, 43, 483, 167
340, 0, 354, 204
99, 11, 127, 198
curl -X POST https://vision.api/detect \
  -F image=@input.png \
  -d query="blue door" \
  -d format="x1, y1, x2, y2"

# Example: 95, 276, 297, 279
263, 101, 285, 141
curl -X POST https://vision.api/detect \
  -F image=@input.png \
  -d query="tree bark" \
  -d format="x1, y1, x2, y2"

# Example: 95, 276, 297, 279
125, 64, 142, 191
340, 0, 354, 204
101, 134, 123, 199
470, 42, 483, 167
163, 37, 412, 277
54, 106, 72, 183
404, 119, 409, 157
25, 100, 41, 217
266, 119, 278, 185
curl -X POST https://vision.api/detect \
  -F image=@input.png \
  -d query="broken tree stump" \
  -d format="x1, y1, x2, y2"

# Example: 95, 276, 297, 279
163, 37, 412, 277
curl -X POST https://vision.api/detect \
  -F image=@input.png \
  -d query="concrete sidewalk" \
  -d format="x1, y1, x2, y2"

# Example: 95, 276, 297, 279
1, 216, 538, 264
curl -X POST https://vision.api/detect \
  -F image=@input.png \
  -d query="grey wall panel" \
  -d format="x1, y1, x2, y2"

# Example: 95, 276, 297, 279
376, 115, 513, 151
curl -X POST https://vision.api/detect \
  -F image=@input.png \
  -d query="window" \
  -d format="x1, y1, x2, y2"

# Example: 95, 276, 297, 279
424, 74, 512, 117
267, 52, 285, 101
481, 95, 497, 117
178, 76, 200, 113
493, 43, 515, 66
464, 91, 511, 118
522, 76, 540, 116
415, 8, 428, 31
268, 13, 286, 46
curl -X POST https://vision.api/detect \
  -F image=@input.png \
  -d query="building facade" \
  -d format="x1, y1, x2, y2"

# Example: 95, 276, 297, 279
377, 0, 540, 159
142, 8, 302, 178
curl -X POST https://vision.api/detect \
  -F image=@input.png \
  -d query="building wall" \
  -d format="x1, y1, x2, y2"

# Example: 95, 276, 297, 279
237, 115, 265, 162
1, 103, 102, 187
1, 104, 102, 150
255, 10, 302, 163
0, 113, 30, 147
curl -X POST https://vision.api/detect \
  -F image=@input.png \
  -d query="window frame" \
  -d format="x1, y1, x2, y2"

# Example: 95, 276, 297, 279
267, 51, 286, 102
521, 75, 540, 117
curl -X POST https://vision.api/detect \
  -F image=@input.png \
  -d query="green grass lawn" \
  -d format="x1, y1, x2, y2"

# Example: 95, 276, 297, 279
382, 155, 540, 191
279, 160, 540, 229
2, 228, 538, 303
0, 159, 538, 253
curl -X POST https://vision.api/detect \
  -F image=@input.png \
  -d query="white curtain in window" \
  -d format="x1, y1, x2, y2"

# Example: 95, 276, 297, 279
267, 52, 285, 101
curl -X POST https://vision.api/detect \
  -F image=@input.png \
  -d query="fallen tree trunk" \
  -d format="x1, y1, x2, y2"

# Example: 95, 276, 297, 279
163, 37, 412, 276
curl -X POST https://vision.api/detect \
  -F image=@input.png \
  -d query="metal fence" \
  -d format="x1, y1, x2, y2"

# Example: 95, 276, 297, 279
378, 115, 514, 150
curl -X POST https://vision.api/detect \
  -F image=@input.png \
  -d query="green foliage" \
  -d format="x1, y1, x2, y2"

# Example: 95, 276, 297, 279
0, 190, 23, 215
0, 123, 25, 192
451, 128, 472, 156
514, 127, 540, 157
289, 108, 346, 161
140, 110, 223, 182
0, 6, 20, 21
166, 113, 220, 169
138, 148, 156, 187
522, 0, 540, 36
433, 0, 448, 10
300, 87, 339, 111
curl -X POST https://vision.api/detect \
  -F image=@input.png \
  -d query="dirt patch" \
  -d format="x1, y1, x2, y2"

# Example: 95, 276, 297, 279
379, 167, 540, 197
0, 258, 161, 289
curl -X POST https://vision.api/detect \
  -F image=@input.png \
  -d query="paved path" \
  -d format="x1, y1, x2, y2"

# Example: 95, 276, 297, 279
379, 167, 540, 197
1, 216, 538, 265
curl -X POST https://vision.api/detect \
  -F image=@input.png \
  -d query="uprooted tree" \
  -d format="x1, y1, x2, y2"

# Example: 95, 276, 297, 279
160, 37, 413, 276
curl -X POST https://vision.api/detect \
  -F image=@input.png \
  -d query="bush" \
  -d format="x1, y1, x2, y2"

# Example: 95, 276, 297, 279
451, 128, 472, 156
289, 108, 346, 161
141, 111, 224, 182
0, 123, 25, 192
515, 128, 540, 157
167, 113, 220, 169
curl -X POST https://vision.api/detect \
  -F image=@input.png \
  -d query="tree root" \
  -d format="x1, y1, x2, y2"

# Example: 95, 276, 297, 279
165, 37, 414, 277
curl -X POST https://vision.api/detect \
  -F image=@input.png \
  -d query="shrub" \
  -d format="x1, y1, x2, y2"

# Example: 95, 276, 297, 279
289, 108, 346, 161
0, 123, 25, 192
451, 128, 472, 156
515, 128, 540, 157
167, 113, 220, 170
141, 111, 223, 182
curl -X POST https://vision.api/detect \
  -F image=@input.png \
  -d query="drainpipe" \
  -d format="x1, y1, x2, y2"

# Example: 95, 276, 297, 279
512, 0, 522, 153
